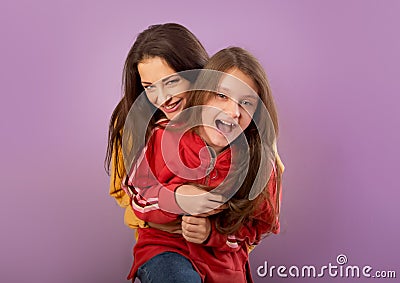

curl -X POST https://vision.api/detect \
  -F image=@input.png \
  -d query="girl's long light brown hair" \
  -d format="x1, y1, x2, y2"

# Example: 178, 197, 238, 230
186, 47, 282, 235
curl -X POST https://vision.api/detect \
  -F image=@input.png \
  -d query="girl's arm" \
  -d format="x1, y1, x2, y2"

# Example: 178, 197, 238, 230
127, 180, 182, 224
125, 128, 187, 224
202, 172, 280, 252
109, 145, 148, 229
110, 149, 183, 232
109, 131, 186, 231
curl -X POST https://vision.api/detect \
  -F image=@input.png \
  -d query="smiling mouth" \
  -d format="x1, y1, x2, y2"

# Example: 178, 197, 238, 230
215, 119, 237, 133
162, 98, 183, 113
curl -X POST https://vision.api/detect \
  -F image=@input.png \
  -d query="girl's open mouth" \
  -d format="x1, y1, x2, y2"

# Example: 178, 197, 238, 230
215, 119, 237, 133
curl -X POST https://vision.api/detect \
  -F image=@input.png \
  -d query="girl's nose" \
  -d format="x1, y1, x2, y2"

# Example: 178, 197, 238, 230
225, 99, 241, 119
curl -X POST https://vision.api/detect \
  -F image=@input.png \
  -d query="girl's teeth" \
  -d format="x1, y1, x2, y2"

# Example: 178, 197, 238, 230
220, 120, 234, 126
215, 120, 236, 133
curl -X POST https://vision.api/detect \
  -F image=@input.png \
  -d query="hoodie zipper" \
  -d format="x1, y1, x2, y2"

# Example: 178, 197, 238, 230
204, 146, 217, 185
197, 134, 230, 186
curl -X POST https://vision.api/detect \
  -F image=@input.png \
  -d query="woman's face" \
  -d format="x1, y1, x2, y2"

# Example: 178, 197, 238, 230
199, 68, 259, 154
138, 56, 190, 120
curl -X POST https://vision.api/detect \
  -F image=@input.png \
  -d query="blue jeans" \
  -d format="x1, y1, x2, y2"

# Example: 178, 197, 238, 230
136, 252, 201, 283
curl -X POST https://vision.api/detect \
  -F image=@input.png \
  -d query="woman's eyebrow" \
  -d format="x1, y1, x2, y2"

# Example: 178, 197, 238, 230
161, 74, 179, 83
141, 74, 179, 86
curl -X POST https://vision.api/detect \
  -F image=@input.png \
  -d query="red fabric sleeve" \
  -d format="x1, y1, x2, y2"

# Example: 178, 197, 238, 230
126, 129, 185, 224
204, 171, 280, 251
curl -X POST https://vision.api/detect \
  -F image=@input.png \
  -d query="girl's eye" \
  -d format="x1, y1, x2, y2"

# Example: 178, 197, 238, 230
216, 93, 228, 99
241, 100, 253, 106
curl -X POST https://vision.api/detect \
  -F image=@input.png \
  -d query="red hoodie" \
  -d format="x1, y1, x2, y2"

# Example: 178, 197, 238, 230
124, 127, 280, 283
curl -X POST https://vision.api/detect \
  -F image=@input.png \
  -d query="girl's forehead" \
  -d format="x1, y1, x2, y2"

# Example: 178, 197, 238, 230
218, 69, 258, 100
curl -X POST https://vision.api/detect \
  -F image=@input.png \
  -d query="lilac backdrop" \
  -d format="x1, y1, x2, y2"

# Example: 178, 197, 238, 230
1, 0, 399, 282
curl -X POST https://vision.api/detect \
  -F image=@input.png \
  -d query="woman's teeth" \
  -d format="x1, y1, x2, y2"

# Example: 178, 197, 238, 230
164, 99, 181, 110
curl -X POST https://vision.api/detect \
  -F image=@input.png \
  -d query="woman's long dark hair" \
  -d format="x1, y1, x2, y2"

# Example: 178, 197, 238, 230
186, 47, 282, 235
105, 23, 209, 183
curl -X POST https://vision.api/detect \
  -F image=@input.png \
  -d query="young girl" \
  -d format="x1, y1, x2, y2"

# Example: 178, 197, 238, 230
125, 47, 283, 283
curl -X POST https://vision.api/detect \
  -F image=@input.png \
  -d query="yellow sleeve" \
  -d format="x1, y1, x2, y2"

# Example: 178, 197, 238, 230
276, 152, 285, 173
109, 146, 129, 207
109, 145, 147, 230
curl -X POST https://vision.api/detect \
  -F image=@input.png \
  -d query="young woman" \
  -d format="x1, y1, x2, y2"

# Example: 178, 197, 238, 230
105, 23, 210, 282
106, 23, 209, 230
124, 47, 283, 283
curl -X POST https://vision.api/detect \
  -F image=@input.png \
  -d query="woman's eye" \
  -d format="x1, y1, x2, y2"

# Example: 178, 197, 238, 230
144, 85, 155, 91
165, 78, 180, 86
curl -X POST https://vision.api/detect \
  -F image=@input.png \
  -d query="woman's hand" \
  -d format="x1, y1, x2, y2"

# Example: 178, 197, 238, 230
182, 216, 211, 244
175, 184, 227, 215
147, 219, 182, 234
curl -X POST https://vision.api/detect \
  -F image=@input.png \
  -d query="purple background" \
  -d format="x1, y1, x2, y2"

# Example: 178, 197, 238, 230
1, 0, 399, 282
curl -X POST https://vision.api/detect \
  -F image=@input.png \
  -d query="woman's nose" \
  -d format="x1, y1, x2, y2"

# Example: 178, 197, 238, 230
155, 86, 167, 105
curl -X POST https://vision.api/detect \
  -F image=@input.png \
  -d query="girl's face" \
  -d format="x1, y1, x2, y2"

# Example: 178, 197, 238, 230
199, 68, 259, 154
138, 56, 190, 120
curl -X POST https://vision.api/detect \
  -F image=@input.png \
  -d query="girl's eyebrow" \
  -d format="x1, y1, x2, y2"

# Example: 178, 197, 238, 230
240, 94, 258, 100
218, 86, 231, 94
218, 86, 257, 101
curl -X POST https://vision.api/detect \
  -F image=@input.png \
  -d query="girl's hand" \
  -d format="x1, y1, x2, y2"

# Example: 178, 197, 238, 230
147, 220, 182, 234
175, 184, 227, 215
182, 216, 211, 244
